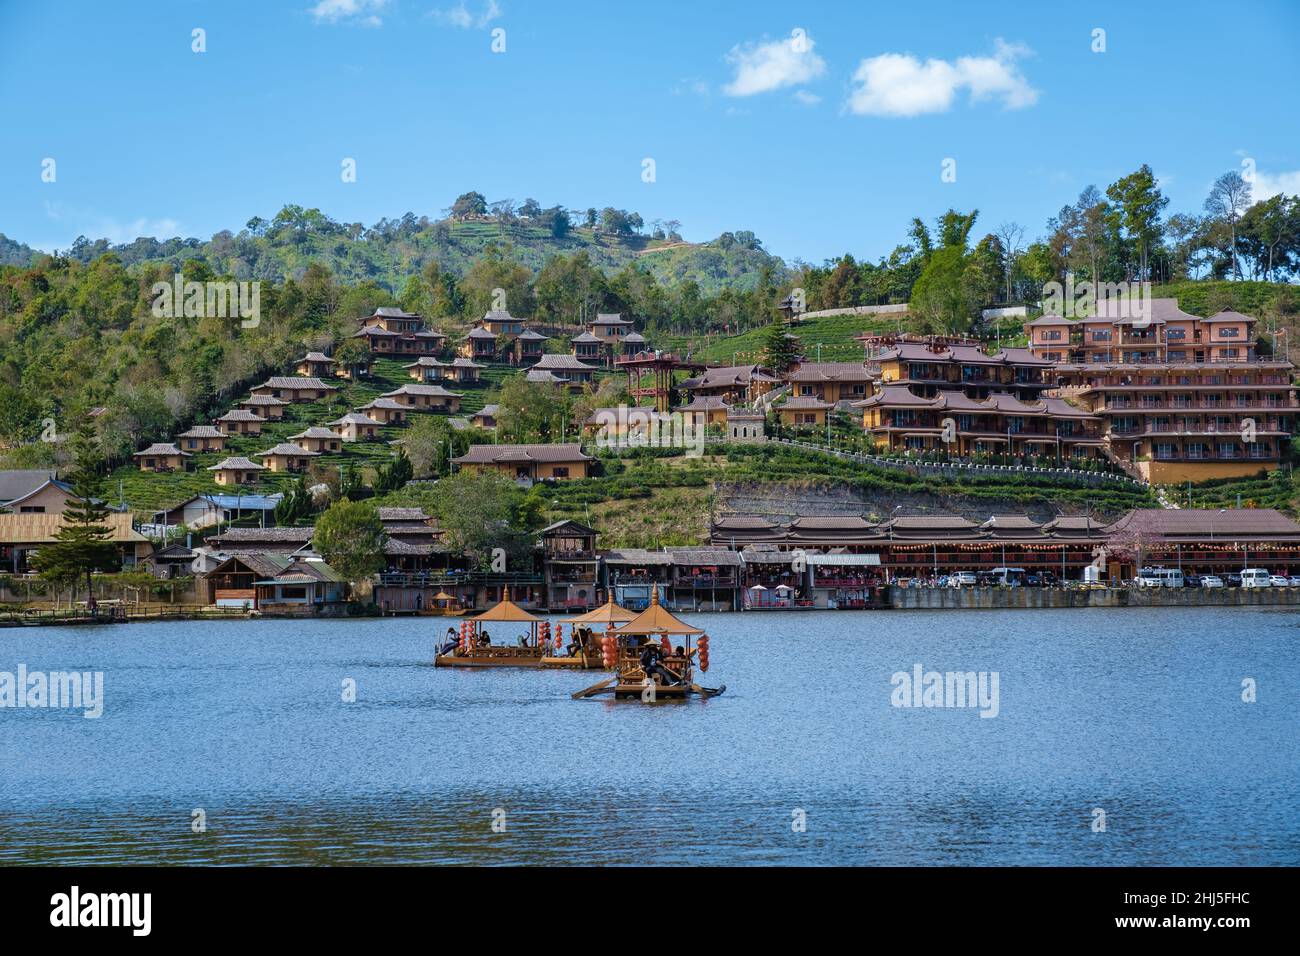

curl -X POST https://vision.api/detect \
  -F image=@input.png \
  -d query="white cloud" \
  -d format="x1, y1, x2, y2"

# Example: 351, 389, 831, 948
846, 38, 1038, 117
41, 202, 181, 248
310, 0, 388, 27
1251, 168, 1300, 202
723, 30, 826, 97
792, 90, 821, 106
432, 0, 501, 29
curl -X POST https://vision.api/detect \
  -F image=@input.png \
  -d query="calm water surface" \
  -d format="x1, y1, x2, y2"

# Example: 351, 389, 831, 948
1, 608, 1297, 865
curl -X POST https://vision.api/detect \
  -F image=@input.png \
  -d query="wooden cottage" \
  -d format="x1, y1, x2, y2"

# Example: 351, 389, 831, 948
133, 443, 192, 472
296, 352, 337, 378
358, 398, 409, 425
214, 408, 264, 435
445, 357, 483, 384
403, 356, 446, 383
256, 443, 320, 473
237, 394, 289, 419
177, 425, 228, 453
452, 443, 593, 481
529, 354, 597, 388
328, 412, 382, 442
207, 456, 267, 486
249, 377, 338, 403
288, 427, 343, 454
381, 384, 463, 413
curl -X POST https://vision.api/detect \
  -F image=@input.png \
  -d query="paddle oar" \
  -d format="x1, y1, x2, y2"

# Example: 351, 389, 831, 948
571, 676, 616, 700
690, 683, 725, 698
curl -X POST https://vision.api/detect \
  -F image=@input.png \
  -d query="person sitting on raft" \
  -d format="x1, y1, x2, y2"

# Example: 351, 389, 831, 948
477, 630, 492, 647
566, 626, 590, 658
639, 641, 679, 686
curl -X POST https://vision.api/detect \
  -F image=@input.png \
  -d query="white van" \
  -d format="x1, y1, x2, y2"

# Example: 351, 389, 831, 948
989, 567, 1025, 587
1136, 567, 1183, 588
1240, 568, 1272, 589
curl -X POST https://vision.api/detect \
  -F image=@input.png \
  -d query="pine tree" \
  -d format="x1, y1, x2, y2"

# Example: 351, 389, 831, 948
30, 431, 119, 609
762, 320, 800, 374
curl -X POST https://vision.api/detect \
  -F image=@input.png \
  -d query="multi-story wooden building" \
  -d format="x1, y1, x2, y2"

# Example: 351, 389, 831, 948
851, 340, 1103, 459
457, 310, 548, 364
1025, 299, 1298, 481
784, 361, 874, 406
353, 307, 447, 357
540, 519, 601, 610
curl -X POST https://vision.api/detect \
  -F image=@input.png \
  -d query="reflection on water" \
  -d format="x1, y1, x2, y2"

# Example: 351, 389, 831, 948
1, 608, 1297, 865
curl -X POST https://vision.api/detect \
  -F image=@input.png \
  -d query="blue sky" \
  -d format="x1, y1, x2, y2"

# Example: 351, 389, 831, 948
2, 0, 1298, 266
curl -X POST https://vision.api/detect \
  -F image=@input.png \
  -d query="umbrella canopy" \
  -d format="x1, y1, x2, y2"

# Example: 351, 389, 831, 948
433, 590, 455, 601
470, 598, 541, 623
560, 594, 637, 625
617, 585, 705, 636
748, 584, 768, 591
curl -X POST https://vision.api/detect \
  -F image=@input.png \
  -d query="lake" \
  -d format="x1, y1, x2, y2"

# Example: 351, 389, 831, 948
1, 607, 1297, 865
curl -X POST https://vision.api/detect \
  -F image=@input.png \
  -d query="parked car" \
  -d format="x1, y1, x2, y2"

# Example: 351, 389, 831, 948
948, 571, 978, 587
1184, 574, 1202, 588
1241, 568, 1272, 589
1200, 575, 1225, 589
1225, 572, 1242, 587
1269, 575, 1290, 588
1288, 576, 1300, 588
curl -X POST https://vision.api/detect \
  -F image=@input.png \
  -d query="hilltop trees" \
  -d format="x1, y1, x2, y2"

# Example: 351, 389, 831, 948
1203, 171, 1254, 279
907, 209, 1002, 333
450, 191, 488, 219
1105, 164, 1168, 281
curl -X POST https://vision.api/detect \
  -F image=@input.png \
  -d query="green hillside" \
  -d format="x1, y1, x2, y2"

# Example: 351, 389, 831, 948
8, 208, 787, 298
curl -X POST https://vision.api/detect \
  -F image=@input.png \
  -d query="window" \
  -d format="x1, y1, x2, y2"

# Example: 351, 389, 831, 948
282, 586, 307, 600
1092, 329, 1111, 341
1043, 330, 1062, 341
1217, 327, 1240, 338
552, 467, 570, 479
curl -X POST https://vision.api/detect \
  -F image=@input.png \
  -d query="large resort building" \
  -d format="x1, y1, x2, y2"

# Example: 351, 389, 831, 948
1026, 298, 1298, 481
848, 340, 1105, 459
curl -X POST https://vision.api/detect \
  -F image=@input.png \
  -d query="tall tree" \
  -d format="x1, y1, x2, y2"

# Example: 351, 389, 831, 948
1203, 171, 1253, 279
312, 499, 387, 589
1105, 165, 1168, 281
29, 431, 119, 608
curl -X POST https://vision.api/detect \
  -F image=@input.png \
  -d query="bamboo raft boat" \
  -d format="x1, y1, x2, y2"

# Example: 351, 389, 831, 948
433, 599, 546, 667
571, 587, 724, 701
540, 596, 638, 669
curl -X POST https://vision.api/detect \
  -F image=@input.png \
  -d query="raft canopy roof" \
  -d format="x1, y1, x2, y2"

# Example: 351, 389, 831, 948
470, 598, 542, 623
617, 586, 705, 636
560, 594, 638, 625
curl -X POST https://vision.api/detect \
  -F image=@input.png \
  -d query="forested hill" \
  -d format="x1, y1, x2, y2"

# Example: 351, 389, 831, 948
0, 203, 788, 296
